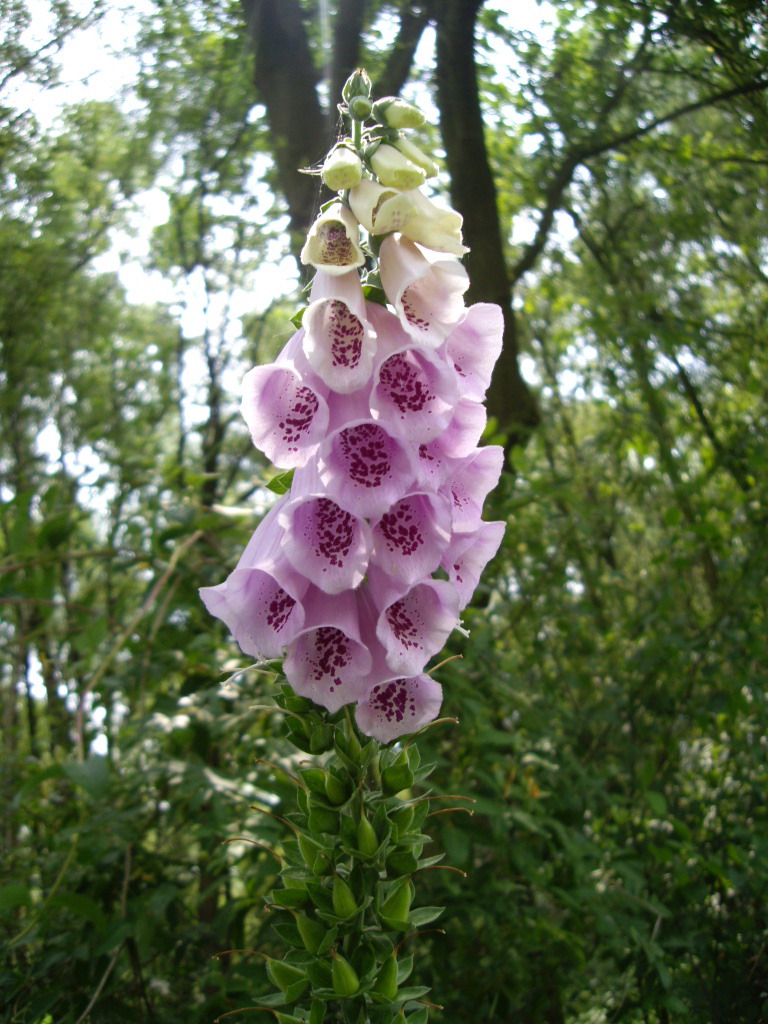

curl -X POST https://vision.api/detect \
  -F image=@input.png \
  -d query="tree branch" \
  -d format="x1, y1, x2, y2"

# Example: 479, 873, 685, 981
373, 1, 435, 99
512, 75, 768, 284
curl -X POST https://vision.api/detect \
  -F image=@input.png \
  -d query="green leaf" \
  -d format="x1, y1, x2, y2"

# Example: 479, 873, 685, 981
267, 469, 295, 495
61, 757, 110, 800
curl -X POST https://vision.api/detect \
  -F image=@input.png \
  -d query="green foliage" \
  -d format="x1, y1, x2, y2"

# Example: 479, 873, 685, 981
233, 688, 444, 1023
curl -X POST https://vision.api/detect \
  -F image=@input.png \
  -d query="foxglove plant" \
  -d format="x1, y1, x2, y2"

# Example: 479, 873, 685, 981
203, 70, 505, 1024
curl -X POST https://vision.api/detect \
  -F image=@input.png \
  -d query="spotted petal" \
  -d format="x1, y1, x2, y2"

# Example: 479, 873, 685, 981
370, 570, 459, 676
371, 344, 457, 443
355, 673, 443, 742
279, 493, 372, 594
284, 588, 372, 712
199, 500, 308, 659
442, 520, 506, 609
241, 363, 329, 469
303, 270, 376, 393
379, 234, 468, 348
444, 445, 504, 532
311, 420, 415, 519
370, 491, 452, 585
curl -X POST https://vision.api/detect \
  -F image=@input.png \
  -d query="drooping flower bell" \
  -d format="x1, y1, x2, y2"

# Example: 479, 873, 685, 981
201, 79, 506, 740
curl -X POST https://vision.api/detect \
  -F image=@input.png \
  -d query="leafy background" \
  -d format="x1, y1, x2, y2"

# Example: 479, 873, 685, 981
1, 1, 767, 1022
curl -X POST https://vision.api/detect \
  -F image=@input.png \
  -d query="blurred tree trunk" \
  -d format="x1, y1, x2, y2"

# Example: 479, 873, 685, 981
239, 0, 330, 260
435, 0, 540, 445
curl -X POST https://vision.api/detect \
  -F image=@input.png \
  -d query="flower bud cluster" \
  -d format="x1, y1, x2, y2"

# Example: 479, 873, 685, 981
254, 689, 449, 1024
201, 73, 505, 742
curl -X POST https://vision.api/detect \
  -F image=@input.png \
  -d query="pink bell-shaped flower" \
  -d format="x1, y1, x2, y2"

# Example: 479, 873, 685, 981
379, 234, 468, 347
279, 493, 372, 595
241, 360, 330, 469
302, 270, 377, 394
442, 519, 506, 610
445, 303, 505, 401
355, 671, 443, 743
370, 491, 452, 585
368, 568, 460, 677
199, 500, 309, 659
444, 445, 505, 533
283, 588, 373, 712
311, 419, 415, 519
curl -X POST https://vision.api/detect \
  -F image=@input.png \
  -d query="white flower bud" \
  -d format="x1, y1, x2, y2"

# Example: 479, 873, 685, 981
300, 203, 365, 275
369, 143, 426, 191
321, 146, 364, 191
348, 179, 418, 235
400, 190, 468, 256
372, 96, 426, 129
393, 136, 439, 179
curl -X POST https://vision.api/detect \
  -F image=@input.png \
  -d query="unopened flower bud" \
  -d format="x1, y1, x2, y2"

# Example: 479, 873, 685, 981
332, 874, 358, 919
348, 180, 417, 236
382, 757, 415, 795
393, 135, 439, 178
357, 809, 379, 856
347, 95, 373, 120
324, 770, 351, 805
267, 957, 308, 996
379, 878, 413, 931
343, 68, 372, 103
322, 145, 363, 191
296, 913, 327, 954
369, 143, 426, 191
372, 95, 426, 129
372, 954, 399, 1000
331, 951, 360, 996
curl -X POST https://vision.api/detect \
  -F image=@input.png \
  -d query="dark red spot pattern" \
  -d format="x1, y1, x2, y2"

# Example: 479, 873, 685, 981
338, 423, 391, 489
378, 500, 422, 558
320, 223, 355, 267
378, 353, 431, 417
277, 386, 319, 452
366, 678, 416, 725
325, 300, 363, 368
266, 589, 296, 633
386, 599, 421, 651
307, 498, 355, 568
401, 286, 430, 332
306, 626, 351, 694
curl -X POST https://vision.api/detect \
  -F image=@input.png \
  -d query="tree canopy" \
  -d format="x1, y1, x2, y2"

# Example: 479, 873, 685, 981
1, 2, 767, 1022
